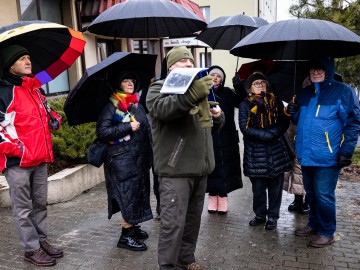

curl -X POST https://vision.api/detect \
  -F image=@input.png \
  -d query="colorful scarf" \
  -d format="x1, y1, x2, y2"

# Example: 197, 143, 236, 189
246, 91, 278, 129
109, 91, 139, 143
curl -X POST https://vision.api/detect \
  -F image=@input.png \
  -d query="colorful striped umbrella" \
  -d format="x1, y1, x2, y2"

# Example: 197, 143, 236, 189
0, 21, 86, 84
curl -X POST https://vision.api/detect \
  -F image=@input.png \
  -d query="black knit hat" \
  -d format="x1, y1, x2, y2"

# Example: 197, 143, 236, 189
246, 72, 267, 89
117, 71, 140, 92
1, 45, 29, 70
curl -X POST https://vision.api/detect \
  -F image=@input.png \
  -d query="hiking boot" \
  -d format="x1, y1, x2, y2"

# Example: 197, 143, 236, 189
24, 248, 56, 266
208, 195, 218, 213
40, 240, 63, 258
117, 226, 147, 251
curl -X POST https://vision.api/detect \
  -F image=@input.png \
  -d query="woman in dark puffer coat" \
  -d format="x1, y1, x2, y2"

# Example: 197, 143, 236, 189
206, 65, 245, 214
239, 72, 292, 230
96, 71, 153, 252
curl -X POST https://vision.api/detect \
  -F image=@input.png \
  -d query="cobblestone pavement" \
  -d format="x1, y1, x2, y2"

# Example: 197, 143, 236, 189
0, 174, 359, 270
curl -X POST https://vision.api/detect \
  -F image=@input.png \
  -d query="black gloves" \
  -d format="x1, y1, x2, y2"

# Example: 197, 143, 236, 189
286, 102, 299, 115
337, 154, 352, 168
186, 75, 212, 103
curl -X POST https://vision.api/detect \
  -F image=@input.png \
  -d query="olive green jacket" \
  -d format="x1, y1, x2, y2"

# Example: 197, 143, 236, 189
146, 80, 224, 178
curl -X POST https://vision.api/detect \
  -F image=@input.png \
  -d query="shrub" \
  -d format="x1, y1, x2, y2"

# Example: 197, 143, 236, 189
47, 96, 96, 174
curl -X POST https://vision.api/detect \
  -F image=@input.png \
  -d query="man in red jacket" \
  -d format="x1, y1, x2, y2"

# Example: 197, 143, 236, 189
0, 45, 63, 266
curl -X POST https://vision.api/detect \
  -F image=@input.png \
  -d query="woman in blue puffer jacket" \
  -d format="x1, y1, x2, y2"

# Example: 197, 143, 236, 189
287, 57, 360, 248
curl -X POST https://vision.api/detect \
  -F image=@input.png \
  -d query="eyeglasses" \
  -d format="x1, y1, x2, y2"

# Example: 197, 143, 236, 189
310, 68, 325, 75
122, 79, 136, 84
252, 80, 267, 87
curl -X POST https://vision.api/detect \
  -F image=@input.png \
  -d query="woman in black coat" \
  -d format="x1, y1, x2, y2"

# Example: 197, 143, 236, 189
239, 72, 291, 230
206, 66, 245, 214
96, 71, 153, 251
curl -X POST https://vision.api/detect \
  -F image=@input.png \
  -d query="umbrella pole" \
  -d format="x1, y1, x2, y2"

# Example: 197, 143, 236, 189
236, 57, 239, 74
293, 40, 298, 98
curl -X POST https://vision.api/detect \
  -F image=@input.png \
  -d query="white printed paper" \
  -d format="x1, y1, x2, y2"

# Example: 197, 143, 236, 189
160, 68, 208, 94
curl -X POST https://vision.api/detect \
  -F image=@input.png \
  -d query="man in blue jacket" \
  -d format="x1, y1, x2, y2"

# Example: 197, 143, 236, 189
287, 57, 360, 247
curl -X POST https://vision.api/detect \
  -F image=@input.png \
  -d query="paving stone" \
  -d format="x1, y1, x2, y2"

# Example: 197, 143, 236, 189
0, 153, 360, 269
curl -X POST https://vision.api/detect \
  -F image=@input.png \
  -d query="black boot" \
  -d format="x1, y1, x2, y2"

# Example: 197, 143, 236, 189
134, 225, 149, 240
298, 195, 310, 214
288, 195, 303, 212
117, 227, 147, 251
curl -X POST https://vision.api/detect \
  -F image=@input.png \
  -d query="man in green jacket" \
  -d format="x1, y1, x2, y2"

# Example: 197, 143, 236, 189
146, 46, 224, 270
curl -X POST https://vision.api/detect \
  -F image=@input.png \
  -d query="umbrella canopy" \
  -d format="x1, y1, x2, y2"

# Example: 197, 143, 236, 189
196, 14, 268, 50
266, 60, 309, 102
237, 59, 274, 81
87, 0, 207, 38
0, 21, 86, 84
64, 52, 157, 126
230, 18, 360, 60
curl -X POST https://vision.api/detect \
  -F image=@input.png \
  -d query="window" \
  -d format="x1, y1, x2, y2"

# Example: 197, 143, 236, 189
200, 52, 211, 68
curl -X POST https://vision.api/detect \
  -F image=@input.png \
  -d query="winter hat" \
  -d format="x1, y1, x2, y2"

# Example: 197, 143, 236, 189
117, 71, 140, 92
209, 68, 224, 81
246, 72, 267, 90
166, 46, 194, 68
1, 45, 29, 70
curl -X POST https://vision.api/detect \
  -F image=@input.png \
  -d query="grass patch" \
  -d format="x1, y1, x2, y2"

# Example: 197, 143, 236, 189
353, 148, 360, 167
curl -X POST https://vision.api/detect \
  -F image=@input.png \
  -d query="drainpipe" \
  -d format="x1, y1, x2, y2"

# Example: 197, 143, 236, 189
75, 0, 86, 73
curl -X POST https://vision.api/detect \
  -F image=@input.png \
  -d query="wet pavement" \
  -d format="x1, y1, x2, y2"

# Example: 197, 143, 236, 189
0, 170, 359, 269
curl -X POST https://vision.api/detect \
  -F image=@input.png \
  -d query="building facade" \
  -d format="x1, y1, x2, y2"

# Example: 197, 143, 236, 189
0, 0, 278, 92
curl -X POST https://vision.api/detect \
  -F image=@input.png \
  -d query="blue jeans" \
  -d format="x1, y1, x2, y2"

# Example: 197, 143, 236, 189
301, 166, 340, 238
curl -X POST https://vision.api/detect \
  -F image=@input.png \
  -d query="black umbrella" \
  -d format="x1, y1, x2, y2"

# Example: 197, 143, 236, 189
64, 52, 157, 126
87, 0, 207, 38
230, 18, 360, 60
266, 61, 309, 102
196, 14, 268, 50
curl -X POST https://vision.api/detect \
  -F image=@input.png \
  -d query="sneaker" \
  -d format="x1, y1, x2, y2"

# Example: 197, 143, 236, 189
178, 261, 207, 270
40, 240, 63, 258
217, 196, 228, 214
207, 195, 218, 213
24, 248, 56, 266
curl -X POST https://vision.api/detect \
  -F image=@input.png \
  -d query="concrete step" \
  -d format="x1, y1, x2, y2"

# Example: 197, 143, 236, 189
0, 164, 105, 207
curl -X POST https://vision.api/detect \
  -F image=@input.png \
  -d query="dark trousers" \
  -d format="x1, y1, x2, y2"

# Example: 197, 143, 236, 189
5, 164, 48, 252
158, 176, 207, 270
250, 174, 284, 220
